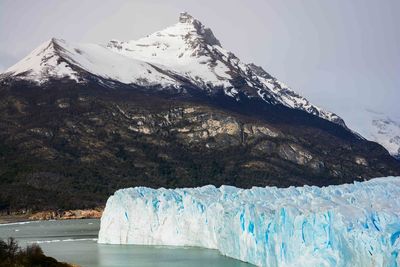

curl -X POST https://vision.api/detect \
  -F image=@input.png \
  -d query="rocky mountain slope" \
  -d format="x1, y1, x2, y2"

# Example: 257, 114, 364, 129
0, 13, 399, 212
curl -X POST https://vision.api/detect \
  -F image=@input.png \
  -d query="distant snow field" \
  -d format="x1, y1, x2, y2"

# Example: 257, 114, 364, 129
99, 176, 400, 267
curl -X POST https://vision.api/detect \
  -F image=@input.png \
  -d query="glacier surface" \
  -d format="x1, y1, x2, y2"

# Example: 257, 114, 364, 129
98, 177, 400, 267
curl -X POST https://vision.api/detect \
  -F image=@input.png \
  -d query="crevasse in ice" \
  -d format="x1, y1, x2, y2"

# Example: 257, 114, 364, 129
98, 177, 400, 267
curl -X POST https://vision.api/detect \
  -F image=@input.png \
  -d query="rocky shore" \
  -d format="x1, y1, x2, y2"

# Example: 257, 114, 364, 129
28, 208, 103, 221
0, 208, 103, 224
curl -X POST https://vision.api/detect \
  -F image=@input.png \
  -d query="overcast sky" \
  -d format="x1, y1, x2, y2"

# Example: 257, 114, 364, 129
1, 0, 399, 124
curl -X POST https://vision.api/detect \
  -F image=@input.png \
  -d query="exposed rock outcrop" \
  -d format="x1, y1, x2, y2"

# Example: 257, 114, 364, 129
29, 209, 103, 221
0, 76, 399, 213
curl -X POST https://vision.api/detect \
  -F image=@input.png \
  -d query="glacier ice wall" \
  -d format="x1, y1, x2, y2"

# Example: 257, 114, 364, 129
98, 177, 400, 267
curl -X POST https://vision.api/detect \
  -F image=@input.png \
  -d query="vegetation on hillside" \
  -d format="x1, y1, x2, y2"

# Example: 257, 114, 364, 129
0, 80, 399, 213
0, 238, 75, 267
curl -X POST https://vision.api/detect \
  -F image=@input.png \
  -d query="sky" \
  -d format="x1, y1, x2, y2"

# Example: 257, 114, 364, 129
0, 0, 399, 126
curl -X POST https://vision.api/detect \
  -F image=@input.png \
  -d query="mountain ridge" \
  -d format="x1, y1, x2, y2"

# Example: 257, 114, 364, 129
0, 12, 399, 212
1, 12, 345, 127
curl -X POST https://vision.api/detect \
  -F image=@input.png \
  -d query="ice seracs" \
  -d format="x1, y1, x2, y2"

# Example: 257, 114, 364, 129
99, 177, 400, 267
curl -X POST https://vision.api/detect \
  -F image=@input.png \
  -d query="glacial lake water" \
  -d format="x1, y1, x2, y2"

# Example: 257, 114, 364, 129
0, 219, 253, 267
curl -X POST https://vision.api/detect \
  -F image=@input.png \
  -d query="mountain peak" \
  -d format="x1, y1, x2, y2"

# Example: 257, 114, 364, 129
1, 38, 71, 80
175, 12, 221, 47
179, 12, 195, 24
2, 13, 345, 132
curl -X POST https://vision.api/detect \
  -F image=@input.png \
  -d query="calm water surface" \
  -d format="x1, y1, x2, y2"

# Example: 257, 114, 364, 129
0, 219, 253, 267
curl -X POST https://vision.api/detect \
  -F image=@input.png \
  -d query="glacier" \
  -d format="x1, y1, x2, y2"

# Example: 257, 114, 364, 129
98, 177, 400, 267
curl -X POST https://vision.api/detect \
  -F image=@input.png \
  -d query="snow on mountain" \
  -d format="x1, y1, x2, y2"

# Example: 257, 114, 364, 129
349, 109, 400, 158
3, 38, 81, 83
1, 12, 344, 126
369, 118, 400, 158
1, 38, 180, 87
107, 12, 345, 126
106, 12, 233, 89
98, 177, 400, 267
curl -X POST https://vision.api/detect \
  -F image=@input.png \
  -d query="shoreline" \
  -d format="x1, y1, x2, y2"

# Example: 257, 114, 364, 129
0, 214, 32, 224
0, 208, 103, 224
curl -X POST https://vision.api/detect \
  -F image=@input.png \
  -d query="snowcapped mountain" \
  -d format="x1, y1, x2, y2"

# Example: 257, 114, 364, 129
1, 12, 399, 212
1, 12, 344, 127
2, 38, 178, 87
370, 118, 400, 159
355, 110, 400, 159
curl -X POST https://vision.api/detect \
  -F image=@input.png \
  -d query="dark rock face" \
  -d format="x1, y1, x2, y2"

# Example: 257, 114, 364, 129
0, 78, 399, 212
179, 12, 222, 47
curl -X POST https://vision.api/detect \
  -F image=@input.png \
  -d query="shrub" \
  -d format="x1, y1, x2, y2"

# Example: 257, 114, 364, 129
0, 238, 73, 267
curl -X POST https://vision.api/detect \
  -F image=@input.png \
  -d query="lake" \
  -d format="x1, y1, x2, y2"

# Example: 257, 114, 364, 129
0, 219, 253, 267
